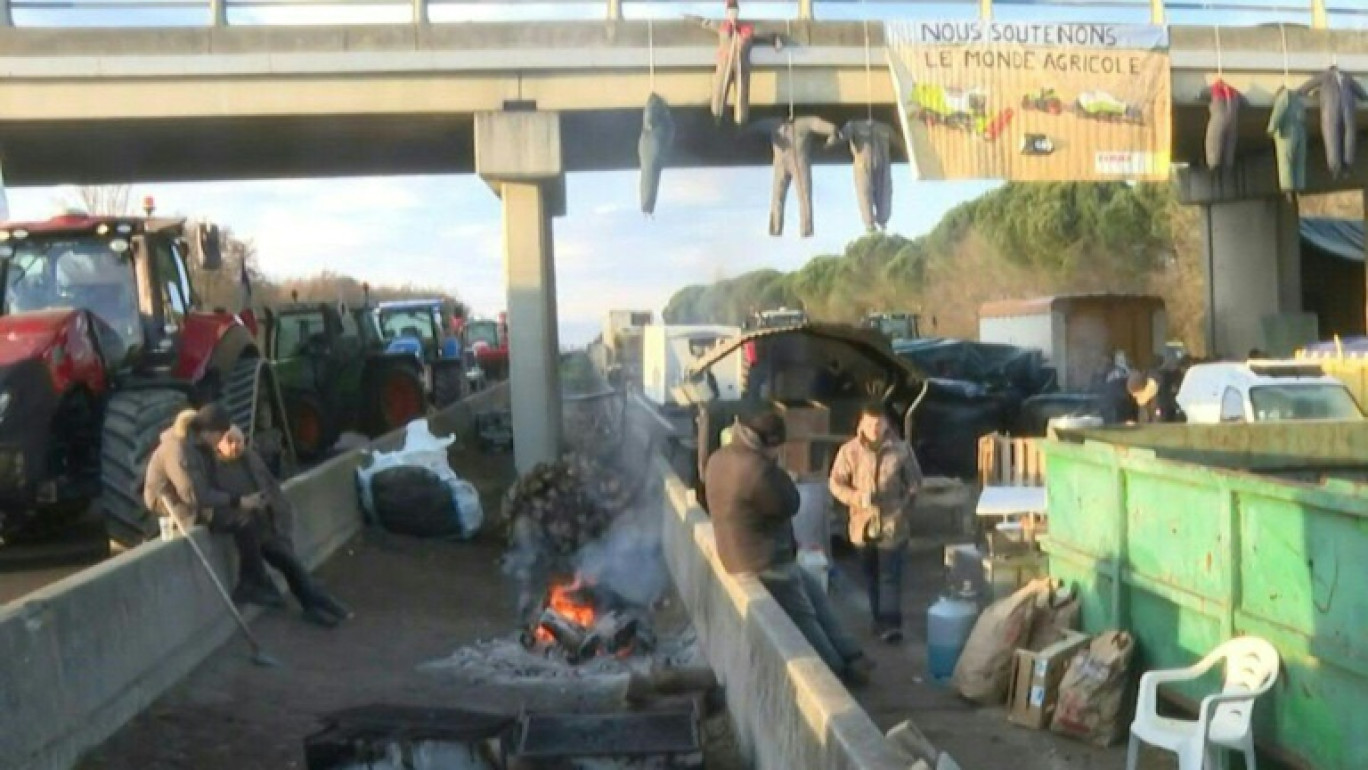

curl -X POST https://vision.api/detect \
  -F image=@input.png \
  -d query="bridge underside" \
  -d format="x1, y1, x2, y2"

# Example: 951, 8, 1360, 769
2, 103, 1361, 186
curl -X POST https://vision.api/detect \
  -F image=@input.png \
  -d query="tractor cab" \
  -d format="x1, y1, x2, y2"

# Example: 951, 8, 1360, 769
0, 212, 221, 379
373, 299, 457, 361
262, 296, 429, 459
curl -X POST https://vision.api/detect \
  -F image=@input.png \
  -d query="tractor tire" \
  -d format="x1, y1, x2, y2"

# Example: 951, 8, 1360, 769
432, 361, 464, 410
284, 389, 339, 463
366, 364, 426, 436
100, 388, 189, 547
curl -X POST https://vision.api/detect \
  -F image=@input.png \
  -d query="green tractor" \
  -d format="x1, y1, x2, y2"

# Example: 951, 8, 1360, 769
263, 298, 428, 461
370, 299, 467, 410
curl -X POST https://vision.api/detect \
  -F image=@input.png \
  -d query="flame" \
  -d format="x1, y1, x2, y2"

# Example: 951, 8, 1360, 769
533, 578, 597, 644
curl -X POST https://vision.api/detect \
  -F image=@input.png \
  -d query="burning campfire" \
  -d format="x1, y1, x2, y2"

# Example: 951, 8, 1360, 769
521, 576, 655, 665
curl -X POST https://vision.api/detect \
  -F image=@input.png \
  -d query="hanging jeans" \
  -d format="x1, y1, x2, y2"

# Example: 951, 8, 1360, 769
211, 510, 323, 608
860, 543, 906, 632
759, 562, 864, 675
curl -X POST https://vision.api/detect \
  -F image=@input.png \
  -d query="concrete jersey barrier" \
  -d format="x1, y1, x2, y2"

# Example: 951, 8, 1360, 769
0, 384, 507, 770
655, 458, 908, 770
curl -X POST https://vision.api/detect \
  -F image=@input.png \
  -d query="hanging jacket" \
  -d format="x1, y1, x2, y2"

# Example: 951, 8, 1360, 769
1299, 67, 1368, 176
638, 93, 676, 215
1267, 87, 1309, 193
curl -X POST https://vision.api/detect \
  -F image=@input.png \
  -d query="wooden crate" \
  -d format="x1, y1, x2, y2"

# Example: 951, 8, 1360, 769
774, 400, 830, 477
977, 433, 1046, 487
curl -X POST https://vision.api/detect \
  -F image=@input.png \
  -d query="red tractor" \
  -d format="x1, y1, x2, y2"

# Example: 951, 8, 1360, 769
0, 210, 294, 547
456, 312, 509, 381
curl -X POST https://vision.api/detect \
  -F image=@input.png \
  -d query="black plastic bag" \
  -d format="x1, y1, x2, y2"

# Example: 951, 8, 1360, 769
370, 466, 463, 538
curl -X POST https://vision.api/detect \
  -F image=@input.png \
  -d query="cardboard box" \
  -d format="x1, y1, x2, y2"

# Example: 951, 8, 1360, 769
773, 400, 830, 476
1006, 629, 1091, 729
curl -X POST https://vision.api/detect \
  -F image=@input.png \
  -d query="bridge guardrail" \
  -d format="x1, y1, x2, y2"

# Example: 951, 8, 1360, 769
0, 0, 1362, 31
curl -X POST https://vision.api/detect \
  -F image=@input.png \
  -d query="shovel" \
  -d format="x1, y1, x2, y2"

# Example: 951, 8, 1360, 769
161, 496, 283, 668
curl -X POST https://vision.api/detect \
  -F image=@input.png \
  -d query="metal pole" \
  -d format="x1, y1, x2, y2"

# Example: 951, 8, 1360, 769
1310, 0, 1328, 29
1150, 0, 1164, 25
412, 0, 427, 23
798, 0, 812, 21
605, 0, 622, 21
209, 0, 226, 26
979, 0, 992, 21
0, 0, 12, 28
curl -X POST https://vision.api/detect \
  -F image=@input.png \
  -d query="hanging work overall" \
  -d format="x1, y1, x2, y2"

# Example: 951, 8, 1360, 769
842, 119, 895, 232
759, 117, 841, 238
1299, 67, 1368, 178
638, 93, 675, 216
1202, 80, 1245, 171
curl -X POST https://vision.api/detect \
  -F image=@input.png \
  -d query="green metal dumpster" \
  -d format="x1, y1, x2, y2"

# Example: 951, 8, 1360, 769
1041, 422, 1368, 770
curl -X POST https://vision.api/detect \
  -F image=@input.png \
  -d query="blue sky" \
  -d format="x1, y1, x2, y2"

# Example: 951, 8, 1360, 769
6, 0, 1363, 344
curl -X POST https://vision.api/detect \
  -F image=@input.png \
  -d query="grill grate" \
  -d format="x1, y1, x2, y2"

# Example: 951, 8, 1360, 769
514, 707, 700, 758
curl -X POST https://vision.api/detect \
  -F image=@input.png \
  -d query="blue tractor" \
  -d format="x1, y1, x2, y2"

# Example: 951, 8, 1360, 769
371, 299, 466, 408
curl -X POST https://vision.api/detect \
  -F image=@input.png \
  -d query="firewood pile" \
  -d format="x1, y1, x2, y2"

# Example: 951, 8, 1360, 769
500, 451, 639, 563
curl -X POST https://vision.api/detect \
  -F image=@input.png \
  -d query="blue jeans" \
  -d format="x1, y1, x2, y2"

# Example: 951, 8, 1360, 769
759, 562, 863, 675
860, 544, 906, 631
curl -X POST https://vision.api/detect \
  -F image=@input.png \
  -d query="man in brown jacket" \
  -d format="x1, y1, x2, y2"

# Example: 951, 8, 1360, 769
705, 408, 872, 685
830, 402, 923, 642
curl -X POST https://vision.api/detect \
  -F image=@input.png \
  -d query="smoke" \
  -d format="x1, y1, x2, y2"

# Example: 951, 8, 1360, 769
573, 411, 669, 608
574, 497, 668, 608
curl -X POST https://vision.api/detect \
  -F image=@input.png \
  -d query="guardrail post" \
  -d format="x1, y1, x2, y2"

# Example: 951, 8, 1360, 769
209, 0, 226, 26
412, 0, 428, 23
798, 0, 813, 20
1150, 0, 1164, 25
979, 0, 992, 21
1311, 0, 1328, 29
605, 0, 622, 21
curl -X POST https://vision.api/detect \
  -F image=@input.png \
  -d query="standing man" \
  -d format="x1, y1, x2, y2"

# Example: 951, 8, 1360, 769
705, 408, 874, 685
829, 402, 923, 643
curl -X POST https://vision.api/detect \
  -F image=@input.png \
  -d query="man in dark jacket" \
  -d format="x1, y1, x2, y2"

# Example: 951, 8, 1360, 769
704, 408, 872, 685
212, 425, 351, 627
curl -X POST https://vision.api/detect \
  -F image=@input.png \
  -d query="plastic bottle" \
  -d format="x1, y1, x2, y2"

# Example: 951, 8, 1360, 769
927, 582, 980, 683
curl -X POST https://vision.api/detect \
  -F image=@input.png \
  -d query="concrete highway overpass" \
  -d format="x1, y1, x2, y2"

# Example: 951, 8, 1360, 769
1, 19, 1366, 459
0, 22, 1363, 186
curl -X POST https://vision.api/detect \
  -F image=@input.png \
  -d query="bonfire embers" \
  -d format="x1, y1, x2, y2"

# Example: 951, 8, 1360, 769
520, 577, 656, 665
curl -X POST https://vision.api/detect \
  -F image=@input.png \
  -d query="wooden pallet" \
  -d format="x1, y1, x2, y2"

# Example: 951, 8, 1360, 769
977, 433, 1046, 488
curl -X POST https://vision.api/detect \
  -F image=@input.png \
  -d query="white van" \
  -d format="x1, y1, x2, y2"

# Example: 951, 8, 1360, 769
1176, 360, 1364, 424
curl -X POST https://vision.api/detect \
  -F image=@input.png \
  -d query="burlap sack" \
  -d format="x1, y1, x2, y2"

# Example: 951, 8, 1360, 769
1049, 630, 1136, 746
1025, 591, 1080, 650
951, 577, 1054, 703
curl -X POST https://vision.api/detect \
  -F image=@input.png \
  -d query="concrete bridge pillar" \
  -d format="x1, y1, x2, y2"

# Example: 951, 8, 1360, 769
1201, 195, 1302, 358
476, 110, 566, 473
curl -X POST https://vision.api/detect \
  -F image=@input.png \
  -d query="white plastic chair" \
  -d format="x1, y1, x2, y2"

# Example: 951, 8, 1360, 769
1127, 636, 1280, 770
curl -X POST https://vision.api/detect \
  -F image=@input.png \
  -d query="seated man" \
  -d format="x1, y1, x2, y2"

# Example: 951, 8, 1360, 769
144, 404, 348, 628
210, 424, 352, 628
704, 408, 874, 686
145, 404, 266, 603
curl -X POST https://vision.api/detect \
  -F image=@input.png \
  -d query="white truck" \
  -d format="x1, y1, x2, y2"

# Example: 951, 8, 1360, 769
1176, 360, 1364, 424
641, 324, 740, 406
978, 293, 1167, 391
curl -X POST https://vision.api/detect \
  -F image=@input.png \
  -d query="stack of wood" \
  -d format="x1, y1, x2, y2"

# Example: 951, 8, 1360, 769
501, 451, 639, 563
